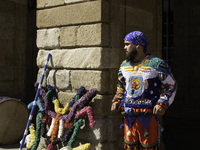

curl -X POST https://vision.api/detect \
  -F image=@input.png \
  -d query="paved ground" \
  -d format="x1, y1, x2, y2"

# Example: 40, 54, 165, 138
0, 142, 26, 150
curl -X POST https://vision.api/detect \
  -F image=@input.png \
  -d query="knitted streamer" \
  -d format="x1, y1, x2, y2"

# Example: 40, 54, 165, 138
74, 95, 80, 104
47, 110, 57, 119
64, 119, 72, 129
47, 118, 55, 137
27, 97, 44, 111
27, 125, 36, 149
75, 106, 96, 127
47, 143, 55, 150
45, 90, 52, 100
48, 120, 64, 147
73, 143, 91, 150
20, 134, 31, 147
40, 88, 57, 118
59, 88, 97, 120
40, 88, 51, 112
50, 113, 61, 142
58, 120, 64, 138
63, 92, 97, 132
68, 86, 86, 107
53, 99, 70, 115
31, 112, 42, 150
54, 118, 79, 145
41, 112, 47, 138
25, 134, 31, 148
61, 103, 70, 115
72, 92, 96, 123
53, 99, 62, 113
38, 96, 45, 111
67, 119, 84, 148
34, 82, 39, 87
42, 114, 52, 125
47, 84, 57, 101
52, 138, 62, 146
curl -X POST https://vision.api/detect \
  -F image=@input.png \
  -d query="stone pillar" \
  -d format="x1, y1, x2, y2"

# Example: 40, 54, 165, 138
36, 0, 162, 149
36, 0, 125, 149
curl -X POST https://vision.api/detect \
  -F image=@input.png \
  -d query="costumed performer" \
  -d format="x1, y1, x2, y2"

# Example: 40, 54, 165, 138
111, 31, 177, 150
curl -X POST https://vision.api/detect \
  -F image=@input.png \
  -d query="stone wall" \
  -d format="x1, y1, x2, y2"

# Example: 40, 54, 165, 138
36, 0, 162, 149
0, 0, 28, 102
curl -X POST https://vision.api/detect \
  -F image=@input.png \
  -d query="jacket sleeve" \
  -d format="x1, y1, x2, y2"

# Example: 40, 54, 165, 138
112, 67, 125, 104
156, 61, 177, 110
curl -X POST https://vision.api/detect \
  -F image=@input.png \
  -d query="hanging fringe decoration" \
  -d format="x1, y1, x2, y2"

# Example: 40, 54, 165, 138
67, 119, 84, 148
61, 103, 70, 114
20, 134, 31, 148
58, 119, 64, 138
60, 143, 90, 150
64, 119, 73, 129
59, 118, 79, 144
74, 95, 80, 104
27, 125, 36, 149
45, 90, 52, 100
68, 86, 86, 107
40, 88, 57, 118
47, 143, 55, 150
30, 112, 42, 150
38, 96, 45, 111
26, 134, 32, 148
53, 99, 70, 115
46, 84, 57, 101
59, 88, 97, 121
22, 83, 97, 150
75, 106, 96, 127
42, 114, 52, 125
47, 118, 55, 137
27, 97, 44, 111
50, 113, 61, 142
73, 143, 91, 150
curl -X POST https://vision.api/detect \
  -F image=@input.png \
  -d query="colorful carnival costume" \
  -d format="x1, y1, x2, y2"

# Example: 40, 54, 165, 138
112, 31, 177, 150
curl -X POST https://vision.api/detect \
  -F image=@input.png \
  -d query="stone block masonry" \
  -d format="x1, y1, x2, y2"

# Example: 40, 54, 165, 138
36, 1, 109, 28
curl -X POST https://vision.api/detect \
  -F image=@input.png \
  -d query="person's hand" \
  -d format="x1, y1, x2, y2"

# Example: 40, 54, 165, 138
111, 102, 121, 111
153, 105, 166, 115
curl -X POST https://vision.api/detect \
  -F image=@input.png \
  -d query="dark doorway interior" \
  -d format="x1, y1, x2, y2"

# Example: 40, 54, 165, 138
162, 0, 200, 149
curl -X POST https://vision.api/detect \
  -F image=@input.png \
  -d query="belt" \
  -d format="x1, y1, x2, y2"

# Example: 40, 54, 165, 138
121, 111, 151, 118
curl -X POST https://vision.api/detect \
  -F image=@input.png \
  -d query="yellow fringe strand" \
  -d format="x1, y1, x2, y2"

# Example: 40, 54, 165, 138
61, 103, 70, 114
27, 125, 35, 149
73, 143, 91, 150
53, 99, 70, 114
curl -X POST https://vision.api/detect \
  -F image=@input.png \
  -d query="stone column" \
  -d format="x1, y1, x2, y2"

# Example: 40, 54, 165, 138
36, 0, 125, 149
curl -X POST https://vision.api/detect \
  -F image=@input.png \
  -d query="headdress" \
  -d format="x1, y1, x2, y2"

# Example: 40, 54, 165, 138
124, 31, 150, 53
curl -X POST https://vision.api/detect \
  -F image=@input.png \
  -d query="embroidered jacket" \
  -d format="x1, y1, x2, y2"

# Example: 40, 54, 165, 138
112, 54, 177, 111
